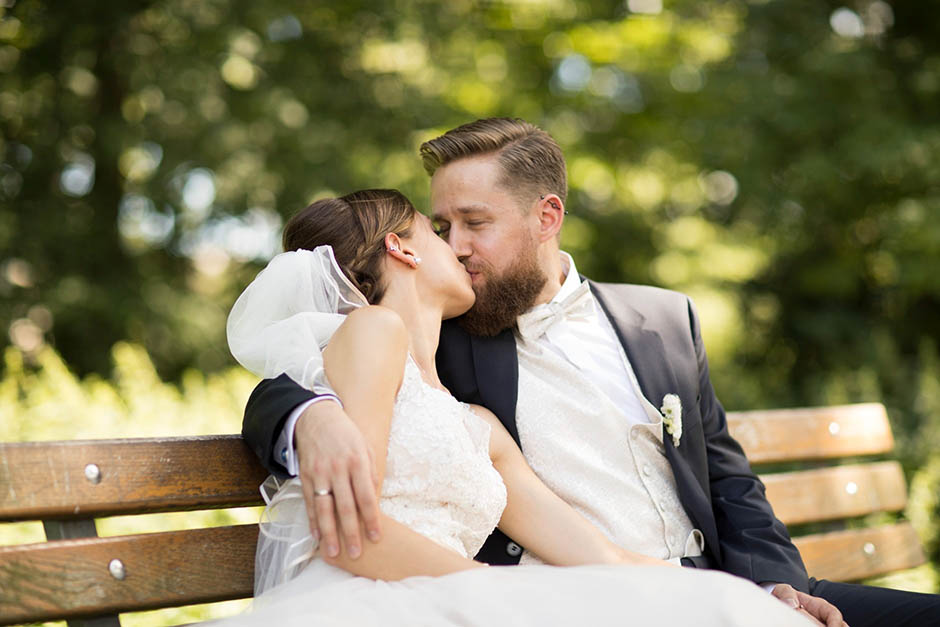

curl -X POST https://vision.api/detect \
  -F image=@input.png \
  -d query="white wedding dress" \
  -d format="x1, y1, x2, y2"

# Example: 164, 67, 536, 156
222, 247, 809, 627
219, 359, 808, 627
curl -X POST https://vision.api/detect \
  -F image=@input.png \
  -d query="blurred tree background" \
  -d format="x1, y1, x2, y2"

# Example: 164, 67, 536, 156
3, 0, 940, 620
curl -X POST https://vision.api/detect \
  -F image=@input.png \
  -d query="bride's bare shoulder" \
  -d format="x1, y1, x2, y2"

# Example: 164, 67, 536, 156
344, 305, 406, 335
325, 305, 408, 365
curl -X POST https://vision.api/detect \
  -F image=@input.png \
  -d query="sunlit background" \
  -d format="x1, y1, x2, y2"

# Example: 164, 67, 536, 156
2, 0, 940, 623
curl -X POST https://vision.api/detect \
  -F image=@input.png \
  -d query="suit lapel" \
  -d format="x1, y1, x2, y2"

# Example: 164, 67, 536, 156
470, 327, 521, 445
590, 282, 720, 557
589, 281, 679, 421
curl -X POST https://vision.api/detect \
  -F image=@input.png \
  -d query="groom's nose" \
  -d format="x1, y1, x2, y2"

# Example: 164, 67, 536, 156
446, 228, 473, 260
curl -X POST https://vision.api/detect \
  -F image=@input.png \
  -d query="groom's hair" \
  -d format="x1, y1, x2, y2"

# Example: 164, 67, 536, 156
420, 118, 567, 207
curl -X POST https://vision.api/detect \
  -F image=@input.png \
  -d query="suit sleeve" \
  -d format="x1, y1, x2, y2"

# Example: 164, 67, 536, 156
687, 298, 811, 592
242, 374, 318, 476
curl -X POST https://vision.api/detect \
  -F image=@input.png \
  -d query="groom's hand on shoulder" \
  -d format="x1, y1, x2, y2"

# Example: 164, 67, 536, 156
770, 583, 849, 627
295, 400, 382, 560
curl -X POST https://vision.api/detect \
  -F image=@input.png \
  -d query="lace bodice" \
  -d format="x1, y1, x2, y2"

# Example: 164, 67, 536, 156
379, 357, 507, 558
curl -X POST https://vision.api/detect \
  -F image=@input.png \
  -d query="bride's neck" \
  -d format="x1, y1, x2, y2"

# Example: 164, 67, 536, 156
377, 282, 443, 387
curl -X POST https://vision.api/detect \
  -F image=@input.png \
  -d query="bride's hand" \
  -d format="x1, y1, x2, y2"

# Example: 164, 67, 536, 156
295, 400, 382, 560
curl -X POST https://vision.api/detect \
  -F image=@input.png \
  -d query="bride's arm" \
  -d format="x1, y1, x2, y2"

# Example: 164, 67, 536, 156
471, 406, 675, 568
318, 305, 486, 580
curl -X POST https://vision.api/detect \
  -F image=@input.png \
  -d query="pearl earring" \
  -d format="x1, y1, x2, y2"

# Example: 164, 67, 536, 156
413, 256, 422, 265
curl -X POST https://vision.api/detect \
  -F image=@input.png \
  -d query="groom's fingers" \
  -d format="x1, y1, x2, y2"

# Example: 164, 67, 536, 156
773, 585, 846, 627
771, 583, 801, 609
772, 584, 824, 625
795, 609, 825, 626
301, 479, 319, 546
352, 451, 382, 544
331, 471, 362, 559
311, 477, 340, 558
796, 591, 847, 627
294, 400, 378, 560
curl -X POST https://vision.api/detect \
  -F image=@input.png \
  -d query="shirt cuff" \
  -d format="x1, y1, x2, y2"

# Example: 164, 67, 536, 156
275, 394, 343, 476
761, 582, 778, 594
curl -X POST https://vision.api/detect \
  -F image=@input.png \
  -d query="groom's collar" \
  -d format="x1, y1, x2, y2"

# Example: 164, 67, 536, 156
544, 253, 649, 334
553, 251, 583, 304
557, 253, 645, 328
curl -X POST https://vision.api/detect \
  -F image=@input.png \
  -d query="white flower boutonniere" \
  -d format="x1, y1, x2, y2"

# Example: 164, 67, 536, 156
661, 394, 682, 447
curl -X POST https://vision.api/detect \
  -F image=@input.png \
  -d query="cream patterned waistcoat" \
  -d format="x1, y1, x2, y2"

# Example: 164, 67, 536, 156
514, 337, 704, 565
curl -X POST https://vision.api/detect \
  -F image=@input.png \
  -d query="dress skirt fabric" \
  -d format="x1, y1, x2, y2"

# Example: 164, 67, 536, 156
215, 559, 809, 627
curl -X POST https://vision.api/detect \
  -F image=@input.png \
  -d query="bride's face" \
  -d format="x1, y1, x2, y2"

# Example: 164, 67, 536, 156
406, 213, 475, 319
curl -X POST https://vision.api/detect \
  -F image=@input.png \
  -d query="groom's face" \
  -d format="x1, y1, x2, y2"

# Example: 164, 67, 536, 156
429, 154, 548, 335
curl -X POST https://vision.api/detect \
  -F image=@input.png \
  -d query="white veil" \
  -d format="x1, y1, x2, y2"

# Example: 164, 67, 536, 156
226, 245, 368, 597
227, 245, 368, 390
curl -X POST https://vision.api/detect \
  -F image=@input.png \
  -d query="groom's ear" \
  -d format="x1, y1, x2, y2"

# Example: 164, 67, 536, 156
535, 194, 565, 243
384, 233, 419, 269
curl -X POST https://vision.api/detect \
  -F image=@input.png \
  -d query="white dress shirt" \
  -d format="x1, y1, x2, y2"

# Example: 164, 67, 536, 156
525, 252, 662, 424
275, 394, 340, 476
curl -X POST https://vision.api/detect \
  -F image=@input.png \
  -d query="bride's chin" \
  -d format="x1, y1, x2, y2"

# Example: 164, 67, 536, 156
442, 292, 475, 320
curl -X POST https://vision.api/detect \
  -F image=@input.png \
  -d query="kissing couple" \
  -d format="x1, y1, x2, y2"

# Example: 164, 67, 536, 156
221, 118, 940, 626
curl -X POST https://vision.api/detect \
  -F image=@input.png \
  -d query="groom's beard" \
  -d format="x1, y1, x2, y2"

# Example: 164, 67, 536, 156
457, 247, 547, 337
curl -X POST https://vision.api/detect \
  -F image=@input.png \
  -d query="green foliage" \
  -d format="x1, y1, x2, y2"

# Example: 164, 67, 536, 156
910, 457, 940, 567
4, 0, 939, 388
0, 342, 255, 441
906, 342, 940, 578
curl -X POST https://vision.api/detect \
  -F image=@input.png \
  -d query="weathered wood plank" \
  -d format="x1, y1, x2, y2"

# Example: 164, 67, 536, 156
727, 403, 894, 464
762, 461, 908, 525
793, 522, 926, 582
0, 524, 258, 625
0, 436, 268, 521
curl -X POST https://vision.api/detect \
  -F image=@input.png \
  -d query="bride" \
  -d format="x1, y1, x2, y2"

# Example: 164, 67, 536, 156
223, 189, 810, 626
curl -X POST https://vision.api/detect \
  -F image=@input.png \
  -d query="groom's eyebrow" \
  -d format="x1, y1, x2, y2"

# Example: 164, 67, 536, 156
453, 205, 489, 215
432, 205, 488, 221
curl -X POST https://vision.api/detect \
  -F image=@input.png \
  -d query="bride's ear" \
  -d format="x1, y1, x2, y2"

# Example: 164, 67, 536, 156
384, 233, 419, 269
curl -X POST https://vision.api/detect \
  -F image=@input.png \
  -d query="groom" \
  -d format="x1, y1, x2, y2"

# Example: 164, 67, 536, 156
242, 118, 939, 626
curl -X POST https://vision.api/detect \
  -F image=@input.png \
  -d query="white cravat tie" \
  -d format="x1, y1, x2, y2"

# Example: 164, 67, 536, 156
516, 281, 596, 370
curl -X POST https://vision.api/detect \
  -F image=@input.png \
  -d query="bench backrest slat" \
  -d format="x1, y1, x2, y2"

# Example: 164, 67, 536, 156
0, 436, 268, 521
792, 522, 925, 582
726, 403, 894, 463
760, 461, 908, 526
0, 524, 257, 625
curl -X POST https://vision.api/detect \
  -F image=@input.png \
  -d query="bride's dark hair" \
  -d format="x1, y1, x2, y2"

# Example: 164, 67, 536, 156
282, 189, 417, 304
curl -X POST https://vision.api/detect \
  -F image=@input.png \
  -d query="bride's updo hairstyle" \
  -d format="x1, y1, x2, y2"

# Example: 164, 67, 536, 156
282, 189, 417, 305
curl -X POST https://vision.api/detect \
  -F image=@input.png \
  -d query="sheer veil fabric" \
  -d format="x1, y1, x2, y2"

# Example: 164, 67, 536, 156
226, 246, 367, 595
227, 246, 368, 390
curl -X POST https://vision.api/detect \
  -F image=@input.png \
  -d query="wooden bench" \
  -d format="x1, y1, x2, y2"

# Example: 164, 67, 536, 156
0, 402, 926, 625
726, 402, 925, 581
0, 435, 269, 625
